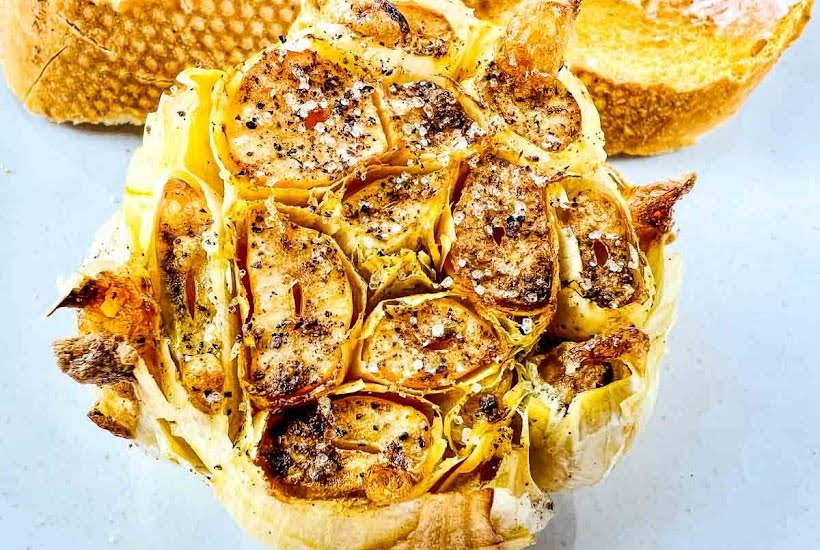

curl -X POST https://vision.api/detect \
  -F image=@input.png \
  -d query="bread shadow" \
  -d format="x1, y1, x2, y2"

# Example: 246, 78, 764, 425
69, 123, 144, 137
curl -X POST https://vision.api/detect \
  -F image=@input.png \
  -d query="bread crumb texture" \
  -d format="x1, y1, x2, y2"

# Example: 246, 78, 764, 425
0, 0, 299, 123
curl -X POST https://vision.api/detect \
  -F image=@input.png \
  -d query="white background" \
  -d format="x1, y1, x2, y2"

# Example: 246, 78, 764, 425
1, 15, 818, 550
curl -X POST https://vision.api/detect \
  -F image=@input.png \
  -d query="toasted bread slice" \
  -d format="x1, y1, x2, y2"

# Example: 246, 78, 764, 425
567, 0, 813, 155
0, 0, 298, 124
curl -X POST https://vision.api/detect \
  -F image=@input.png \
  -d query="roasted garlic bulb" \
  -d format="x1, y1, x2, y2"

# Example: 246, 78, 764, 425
51, 1, 692, 548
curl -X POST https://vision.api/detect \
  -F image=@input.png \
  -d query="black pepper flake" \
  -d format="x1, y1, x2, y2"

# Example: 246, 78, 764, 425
264, 449, 293, 476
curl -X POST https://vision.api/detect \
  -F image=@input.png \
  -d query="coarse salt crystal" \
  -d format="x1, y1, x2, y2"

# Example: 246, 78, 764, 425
531, 173, 550, 187
466, 122, 485, 139
604, 259, 623, 273
452, 136, 469, 150
292, 67, 310, 90
347, 123, 364, 138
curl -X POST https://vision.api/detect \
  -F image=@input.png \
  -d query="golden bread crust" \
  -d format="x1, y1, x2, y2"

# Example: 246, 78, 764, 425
568, 0, 813, 155
0, 0, 299, 123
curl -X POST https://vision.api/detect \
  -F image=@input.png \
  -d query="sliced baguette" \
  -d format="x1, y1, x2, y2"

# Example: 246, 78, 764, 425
567, 0, 814, 155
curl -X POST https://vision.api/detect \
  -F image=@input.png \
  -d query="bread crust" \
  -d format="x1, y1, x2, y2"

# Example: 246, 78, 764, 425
568, 0, 813, 155
0, 0, 298, 124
